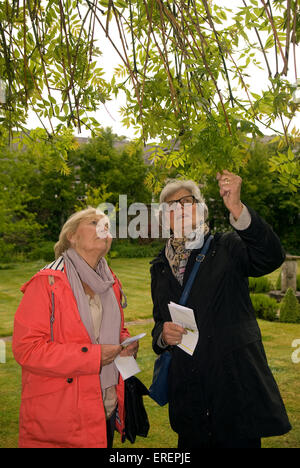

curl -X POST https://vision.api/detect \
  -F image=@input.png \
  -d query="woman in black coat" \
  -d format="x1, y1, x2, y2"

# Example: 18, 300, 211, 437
151, 170, 291, 449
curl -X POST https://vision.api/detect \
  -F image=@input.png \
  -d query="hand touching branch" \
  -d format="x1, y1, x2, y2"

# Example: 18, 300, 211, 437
216, 170, 243, 220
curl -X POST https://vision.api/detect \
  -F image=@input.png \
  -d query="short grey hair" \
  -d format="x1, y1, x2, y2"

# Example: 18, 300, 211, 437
159, 179, 208, 219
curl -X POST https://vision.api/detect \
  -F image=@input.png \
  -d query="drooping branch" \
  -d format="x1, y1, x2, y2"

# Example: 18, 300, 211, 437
282, 0, 292, 75
0, 0, 298, 147
291, 0, 298, 82
260, 0, 287, 71
200, 0, 234, 107
242, 0, 272, 78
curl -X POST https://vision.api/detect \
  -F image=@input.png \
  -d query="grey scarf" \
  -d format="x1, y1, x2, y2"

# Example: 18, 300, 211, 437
62, 248, 121, 391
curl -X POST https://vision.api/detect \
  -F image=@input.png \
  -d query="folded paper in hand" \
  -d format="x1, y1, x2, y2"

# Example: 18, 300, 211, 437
114, 333, 146, 380
115, 355, 141, 380
120, 333, 146, 348
168, 302, 198, 356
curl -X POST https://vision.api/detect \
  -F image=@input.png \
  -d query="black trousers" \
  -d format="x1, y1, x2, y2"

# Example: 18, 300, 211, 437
178, 433, 261, 449
106, 409, 117, 449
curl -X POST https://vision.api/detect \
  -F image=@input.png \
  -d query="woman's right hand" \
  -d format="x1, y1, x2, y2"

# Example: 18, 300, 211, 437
162, 322, 187, 346
100, 344, 122, 368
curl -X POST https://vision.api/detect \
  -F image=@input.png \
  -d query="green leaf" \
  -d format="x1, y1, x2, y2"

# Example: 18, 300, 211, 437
287, 147, 294, 161
251, 92, 262, 100
48, 95, 56, 105
265, 35, 275, 49
115, 0, 128, 8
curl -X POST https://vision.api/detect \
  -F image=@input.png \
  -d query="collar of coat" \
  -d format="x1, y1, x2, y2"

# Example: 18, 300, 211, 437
41, 256, 65, 272
150, 231, 219, 267
20, 256, 127, 308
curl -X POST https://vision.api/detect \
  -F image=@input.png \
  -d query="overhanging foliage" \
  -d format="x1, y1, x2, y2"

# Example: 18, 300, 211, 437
0, 0, 299, 189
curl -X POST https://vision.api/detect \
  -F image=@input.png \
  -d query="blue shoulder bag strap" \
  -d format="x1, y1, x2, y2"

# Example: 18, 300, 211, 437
148, 235, 213, 406
179, 234, 214, 307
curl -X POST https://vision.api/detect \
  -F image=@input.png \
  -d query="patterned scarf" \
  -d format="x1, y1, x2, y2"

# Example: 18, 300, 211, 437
165, 224, 209, 285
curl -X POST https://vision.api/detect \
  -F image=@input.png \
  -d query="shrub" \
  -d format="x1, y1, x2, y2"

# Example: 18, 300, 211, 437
110, 239, 164, 258
0, 239, 16, 263
279, 288, 300, 324
249, 276, 273, 293
250, 293, 278, 321
28, 241, 55, 262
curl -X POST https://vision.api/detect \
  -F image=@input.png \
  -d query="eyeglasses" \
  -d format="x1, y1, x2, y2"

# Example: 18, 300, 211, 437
166, 195, 198, 207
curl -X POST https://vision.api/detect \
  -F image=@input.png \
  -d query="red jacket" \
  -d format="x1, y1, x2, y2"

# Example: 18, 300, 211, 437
12, 264, 130, 448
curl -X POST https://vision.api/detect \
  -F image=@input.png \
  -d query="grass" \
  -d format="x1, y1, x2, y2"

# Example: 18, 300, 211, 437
0, 258, 299, 448
0, 261, 46, 337
0, 258, 153, 337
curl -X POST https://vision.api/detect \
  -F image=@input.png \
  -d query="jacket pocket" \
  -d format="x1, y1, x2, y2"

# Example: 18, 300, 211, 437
22, 372, 68, 399
20, 375, 81, 445
218, 320, 262, 356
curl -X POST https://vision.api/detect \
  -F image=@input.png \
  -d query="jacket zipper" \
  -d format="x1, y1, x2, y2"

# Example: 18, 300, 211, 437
50, 290, 55, 342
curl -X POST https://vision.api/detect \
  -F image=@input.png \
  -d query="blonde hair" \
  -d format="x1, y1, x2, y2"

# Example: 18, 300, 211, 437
54, 207, 105, 259
159, 179, 208, 220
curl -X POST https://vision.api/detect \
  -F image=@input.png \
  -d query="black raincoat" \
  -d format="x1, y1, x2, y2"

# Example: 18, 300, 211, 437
151, 206, 291, 443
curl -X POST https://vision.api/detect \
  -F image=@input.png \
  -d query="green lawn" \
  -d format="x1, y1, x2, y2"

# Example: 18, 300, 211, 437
0, 258, 299, 448
0, 258, 153, 338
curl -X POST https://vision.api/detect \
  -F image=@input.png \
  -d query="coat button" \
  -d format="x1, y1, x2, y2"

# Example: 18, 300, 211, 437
81, 347, 88, 352
67, 378, 73, 384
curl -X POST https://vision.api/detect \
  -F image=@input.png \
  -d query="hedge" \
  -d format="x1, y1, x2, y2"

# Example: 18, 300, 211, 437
250, 293, 278, 321
279, 288, 300, 324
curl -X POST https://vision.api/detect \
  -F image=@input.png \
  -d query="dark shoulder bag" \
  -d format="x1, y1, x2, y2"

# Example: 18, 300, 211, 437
123, 375, 150, 444
148, 235, 214, 406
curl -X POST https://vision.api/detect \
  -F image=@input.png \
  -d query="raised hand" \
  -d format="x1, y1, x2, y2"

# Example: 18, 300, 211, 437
216, 170, 243, 220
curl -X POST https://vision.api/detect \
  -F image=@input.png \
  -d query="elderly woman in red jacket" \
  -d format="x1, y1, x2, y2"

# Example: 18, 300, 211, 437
13, 207, 138, 448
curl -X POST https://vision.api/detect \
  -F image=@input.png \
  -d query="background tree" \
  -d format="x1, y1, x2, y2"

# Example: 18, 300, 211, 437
71, 128, 152, 207
0, 145, 44, 261
0, 126, 152, 261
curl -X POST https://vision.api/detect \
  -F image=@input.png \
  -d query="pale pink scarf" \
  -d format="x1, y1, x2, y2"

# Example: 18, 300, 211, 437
63, 248, 121, 390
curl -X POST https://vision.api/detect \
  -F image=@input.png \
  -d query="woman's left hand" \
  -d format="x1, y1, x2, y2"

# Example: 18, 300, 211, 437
216, 170, 243, 220
119, 340, 139, 359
